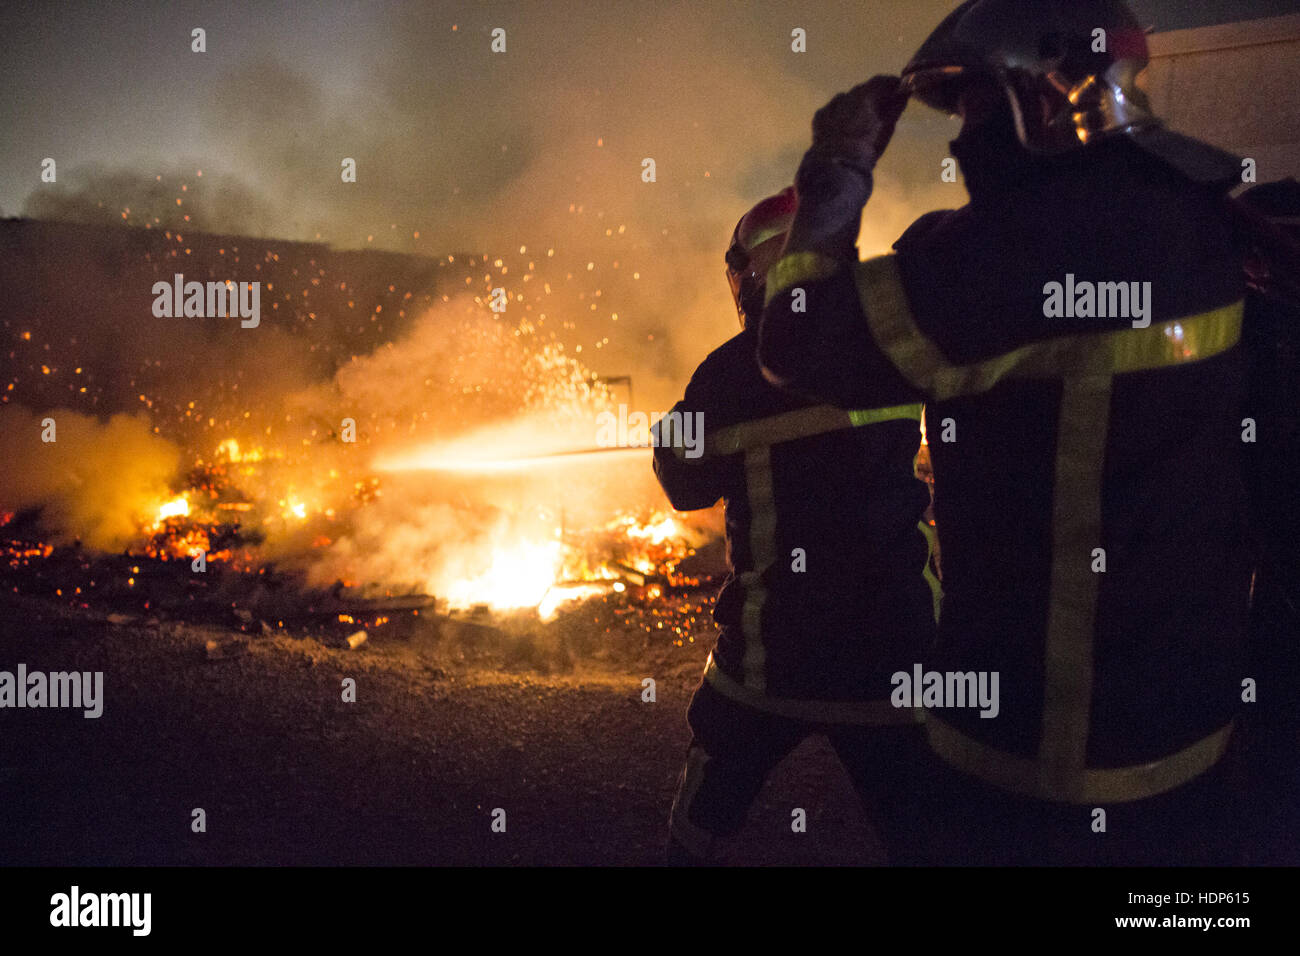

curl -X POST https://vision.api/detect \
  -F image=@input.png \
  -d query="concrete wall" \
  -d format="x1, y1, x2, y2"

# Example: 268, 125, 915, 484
1143, 12, 1300, 182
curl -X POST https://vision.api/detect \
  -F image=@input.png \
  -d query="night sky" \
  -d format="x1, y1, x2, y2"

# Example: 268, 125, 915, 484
3, 0, 1294, 246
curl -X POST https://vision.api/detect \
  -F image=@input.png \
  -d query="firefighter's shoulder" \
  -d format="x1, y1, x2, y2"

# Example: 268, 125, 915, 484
683, 328, 799, 427
893, 208, 962, 253
688, 329, 764, 391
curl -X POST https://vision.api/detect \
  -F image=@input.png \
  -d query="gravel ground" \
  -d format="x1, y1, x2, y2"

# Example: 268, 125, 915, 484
0, 592, 884, 866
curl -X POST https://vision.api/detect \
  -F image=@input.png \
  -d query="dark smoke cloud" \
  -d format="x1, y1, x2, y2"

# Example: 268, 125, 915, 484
22, 164, 281, 238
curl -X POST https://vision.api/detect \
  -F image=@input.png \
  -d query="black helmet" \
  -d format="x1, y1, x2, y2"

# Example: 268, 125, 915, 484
901, 0, 1241, 185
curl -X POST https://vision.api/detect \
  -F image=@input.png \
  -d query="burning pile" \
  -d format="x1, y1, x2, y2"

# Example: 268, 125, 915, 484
1, 217, 725, 633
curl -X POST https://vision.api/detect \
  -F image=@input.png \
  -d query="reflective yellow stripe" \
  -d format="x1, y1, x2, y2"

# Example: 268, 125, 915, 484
688, 402, 921, 459
704, 653, 921, 726
917, 520, 943, 624
854, 255, 1244, 398
927, 717, 1235, 804
1039, 374, 1111, 798
853, 253, 1244, 801
708, 405, 852, 457
765, 250, 843, 304
850, 403, 923, 427
698, 400, 923, 692
743, 222, 788, 252
741, 448, 775, 690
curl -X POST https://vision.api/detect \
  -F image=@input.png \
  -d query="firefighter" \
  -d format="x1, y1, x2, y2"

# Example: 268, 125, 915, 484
761, 0, 1260, 864
654, 188, 940, 866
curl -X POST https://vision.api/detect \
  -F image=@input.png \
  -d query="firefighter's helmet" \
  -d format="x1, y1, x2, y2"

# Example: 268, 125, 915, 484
726, 187, 797, 328
900, 0, 1241, 185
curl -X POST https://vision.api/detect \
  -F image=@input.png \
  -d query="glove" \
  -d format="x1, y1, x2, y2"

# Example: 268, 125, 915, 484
808, 75, 909, 175
788, 76, 909, 257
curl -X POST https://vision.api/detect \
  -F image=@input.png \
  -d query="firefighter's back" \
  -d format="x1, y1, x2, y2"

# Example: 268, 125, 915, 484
686, 328, 935, 707
893, 136, 1249, 799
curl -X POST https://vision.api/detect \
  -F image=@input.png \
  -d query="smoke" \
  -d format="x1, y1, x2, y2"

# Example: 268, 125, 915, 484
0, 406, 181, 550
276, 292, 666, 595
22, 165, 281, 238
161, 0, 959, 410
11, 0, 963, 411
287, 292, 612, 446
1, 0, 962, 591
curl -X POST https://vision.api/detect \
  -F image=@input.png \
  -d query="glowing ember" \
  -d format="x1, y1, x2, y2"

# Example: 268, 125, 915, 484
3, 225, 725, 632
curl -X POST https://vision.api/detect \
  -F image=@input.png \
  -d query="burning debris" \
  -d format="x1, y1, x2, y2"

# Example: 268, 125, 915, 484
1, 217, 727, 647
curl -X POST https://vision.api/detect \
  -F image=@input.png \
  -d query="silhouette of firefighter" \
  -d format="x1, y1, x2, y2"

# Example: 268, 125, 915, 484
761, 0, 1266, 864
652, 188, 939, 865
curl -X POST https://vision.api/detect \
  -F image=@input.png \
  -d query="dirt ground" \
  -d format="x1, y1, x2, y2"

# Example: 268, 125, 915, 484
0, 591, 885, 866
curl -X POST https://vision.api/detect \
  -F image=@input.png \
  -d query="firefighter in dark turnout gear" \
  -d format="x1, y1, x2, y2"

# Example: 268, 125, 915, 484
655, 188, 939, 865
761, 0, 1260, 864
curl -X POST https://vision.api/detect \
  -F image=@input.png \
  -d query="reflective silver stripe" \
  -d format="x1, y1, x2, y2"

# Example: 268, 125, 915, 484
928, 716, 1235, 804
705, 653, 921, 726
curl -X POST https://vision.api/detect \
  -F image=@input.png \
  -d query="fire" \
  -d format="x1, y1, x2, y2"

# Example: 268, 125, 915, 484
156, 496, 189, 521
4, 226, 727, 637
216, 438, 269, 465
537, 583, 606, 621
397, 504, 705, 622
428, 508, 702, 619
623, 512, 679, 544
441, 537, 564, 612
